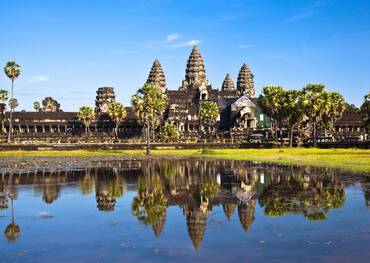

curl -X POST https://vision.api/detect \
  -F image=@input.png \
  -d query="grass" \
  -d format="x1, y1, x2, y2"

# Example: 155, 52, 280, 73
0, 148, 369, 173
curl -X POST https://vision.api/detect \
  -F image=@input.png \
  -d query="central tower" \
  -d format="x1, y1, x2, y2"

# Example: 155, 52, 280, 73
180, 46, 209, 92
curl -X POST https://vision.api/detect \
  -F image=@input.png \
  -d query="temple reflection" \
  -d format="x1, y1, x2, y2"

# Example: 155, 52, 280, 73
0, 159, 361, 248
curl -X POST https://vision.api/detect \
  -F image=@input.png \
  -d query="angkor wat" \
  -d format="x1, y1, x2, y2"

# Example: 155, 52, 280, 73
0, 46, 365, 143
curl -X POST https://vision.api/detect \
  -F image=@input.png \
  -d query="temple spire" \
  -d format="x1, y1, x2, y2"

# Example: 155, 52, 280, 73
221, 73, 235, 91
146, 59, 166, 92
180, 46, 208, 91
237, 63, 255, 97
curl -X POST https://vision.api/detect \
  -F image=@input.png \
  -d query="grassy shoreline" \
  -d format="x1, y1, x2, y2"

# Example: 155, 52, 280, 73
0, 148, 369, 173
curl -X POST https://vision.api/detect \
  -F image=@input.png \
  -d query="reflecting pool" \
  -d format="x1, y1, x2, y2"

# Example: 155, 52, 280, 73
0, 159, 369, 262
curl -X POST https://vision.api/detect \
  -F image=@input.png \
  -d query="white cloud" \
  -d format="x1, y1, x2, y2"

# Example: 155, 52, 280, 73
238, 44, 255, 49
28, 75, 49, 83
171, 39, 200, 48
166, 33, 181, 42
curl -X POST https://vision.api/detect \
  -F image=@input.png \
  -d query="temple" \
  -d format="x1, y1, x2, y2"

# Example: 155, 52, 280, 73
0, 46, 364, 143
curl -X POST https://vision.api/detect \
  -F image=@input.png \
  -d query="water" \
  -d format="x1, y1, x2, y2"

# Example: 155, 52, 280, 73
0, 159, 369, 263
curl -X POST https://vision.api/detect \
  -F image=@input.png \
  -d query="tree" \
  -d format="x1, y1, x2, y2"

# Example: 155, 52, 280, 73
344, 103, 360, 114
326, 92, 346, 133
9, 98, 19, 111
77, 106, 95, 137
302, 84, 331, 147
284, 90, 306, 147
4, 61, 21, 143
131, 83, 167, 156
0, 89, 9, 134
361, 92, 370, 132
198, 100, 219, 133
33, 101, 41, 112
108, 102, 127, 137
161, 123, 181, 142
258, 86, 288, 143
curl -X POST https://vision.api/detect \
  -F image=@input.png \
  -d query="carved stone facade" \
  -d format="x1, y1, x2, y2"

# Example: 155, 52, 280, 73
180, 46, 210, 95
237, 63, 255, 97
146, 59, 166, 93
222, 74, 235, 91
42, 97, 61, 112
95, 87, 116, 114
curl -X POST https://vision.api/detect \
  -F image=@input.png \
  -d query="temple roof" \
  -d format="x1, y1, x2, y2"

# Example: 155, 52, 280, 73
237, 63, 255, 97
222, 73, 235, 91
146, 59, 166, 92
334, 113, 364, 127
232, 95, 256, 108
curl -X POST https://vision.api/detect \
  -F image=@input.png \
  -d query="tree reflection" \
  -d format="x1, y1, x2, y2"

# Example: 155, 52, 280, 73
78, 169, 94, 195
132, 168, 168, 237
4, 193, 20, 242
362, 176, 370, 208
259, 173, 346, 220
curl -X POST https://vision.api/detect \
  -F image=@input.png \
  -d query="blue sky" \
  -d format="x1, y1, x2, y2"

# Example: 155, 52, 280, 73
0, 0, 369, 111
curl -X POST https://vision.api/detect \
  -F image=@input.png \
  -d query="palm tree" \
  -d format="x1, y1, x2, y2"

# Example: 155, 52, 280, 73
108, 102, 127, 137
326, 92, 346, 136
131, 84, 167, 156
0, 89, 9, 134
33, 101, 41, 112
361, 92, 370, 132
9, 98, 19, 111
77, 106, 95, 137
198, 100, 220, 134
4, 61, 21, 143
302, 84, 331, 147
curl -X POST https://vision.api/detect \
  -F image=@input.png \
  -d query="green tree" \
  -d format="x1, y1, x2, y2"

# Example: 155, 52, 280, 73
344, 103, 360, 114
77, 106, 95, 137
0, 89, 9, 134
33, 101, 41, 112
161, 123, 181, 142
108, 102, 127, 137
326, 92, 346, 132
258, 86, 289, 143
302, 84, 331, 147
131, 84, 167, 156
361, 92, 370, 132
198, 100, 220, 133
284, 90, 306, 147
4, 61, 21, 143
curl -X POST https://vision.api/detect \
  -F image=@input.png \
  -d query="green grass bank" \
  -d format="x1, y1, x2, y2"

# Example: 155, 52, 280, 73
0, 148, 369, 173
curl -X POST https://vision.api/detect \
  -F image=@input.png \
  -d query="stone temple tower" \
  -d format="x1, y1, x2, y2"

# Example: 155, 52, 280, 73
95, 87, 116, 114
237, 63, 255, 97
146, 59, 166, 93
180, 46, 209, 92
221, 73, 235, 91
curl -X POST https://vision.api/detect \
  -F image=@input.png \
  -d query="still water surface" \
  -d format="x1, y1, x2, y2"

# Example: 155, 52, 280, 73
0, 159, 369, 262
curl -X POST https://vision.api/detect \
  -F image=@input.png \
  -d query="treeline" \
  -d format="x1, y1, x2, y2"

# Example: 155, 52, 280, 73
258, 84, 370, 147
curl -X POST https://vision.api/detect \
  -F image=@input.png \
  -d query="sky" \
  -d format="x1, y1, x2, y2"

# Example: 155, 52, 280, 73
0, 0, 369, 111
